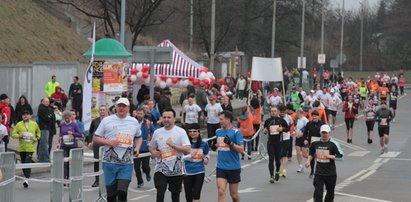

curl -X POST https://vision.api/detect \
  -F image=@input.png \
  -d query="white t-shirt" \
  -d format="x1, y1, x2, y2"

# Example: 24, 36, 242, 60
205, 103, 223, 124
302, 70, 309, 80
281, 114, 293, 140
0, 124, 8, 152
149, 126, 190, 176
268, 95, 283, 106
94, 114, 142, 164
183, 104, 202, 124
327, 95, 341, 111
300, 90, 307, 98
295, 116, 309, 133
306, 95, 317, 106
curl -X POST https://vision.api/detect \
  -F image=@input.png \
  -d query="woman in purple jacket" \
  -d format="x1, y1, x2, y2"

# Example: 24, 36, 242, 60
59, 110, 82, 180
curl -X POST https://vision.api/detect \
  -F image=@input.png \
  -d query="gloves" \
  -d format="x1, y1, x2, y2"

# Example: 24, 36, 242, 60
223, 135, 232, 145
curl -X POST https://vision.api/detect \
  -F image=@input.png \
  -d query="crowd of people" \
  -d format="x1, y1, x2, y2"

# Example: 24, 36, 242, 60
0, 69, 406, 202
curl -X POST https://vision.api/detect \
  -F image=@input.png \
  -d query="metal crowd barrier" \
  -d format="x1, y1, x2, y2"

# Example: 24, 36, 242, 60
0, 147, 106, 202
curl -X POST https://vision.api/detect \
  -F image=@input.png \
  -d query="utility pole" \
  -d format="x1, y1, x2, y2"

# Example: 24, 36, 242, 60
120, 0, 126, 46
339, 0, 345, 80
320, 0, 325, 88
360, 0, 364, 72
189, 0, 194, 51
299, 0, 305, 88
271, 0, 277, 58
210, 0, 216, 72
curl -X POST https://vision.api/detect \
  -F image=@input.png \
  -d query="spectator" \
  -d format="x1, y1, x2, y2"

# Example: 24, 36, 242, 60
195, 84, 208, 112
158, 88, 172, 114
15, 95, 33, 123
236, 75, 247, 100
0, 94, 11, 151
137, 85, 149, 106
0, 115, 9, 153
45, 75, 60, 98
68, 76, 83, 121
51, 86, 68, 110
37, 98, 56, 162
180, 85, 195, 106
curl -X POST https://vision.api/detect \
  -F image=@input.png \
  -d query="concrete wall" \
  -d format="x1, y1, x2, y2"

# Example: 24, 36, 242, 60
0, 62, 79, 113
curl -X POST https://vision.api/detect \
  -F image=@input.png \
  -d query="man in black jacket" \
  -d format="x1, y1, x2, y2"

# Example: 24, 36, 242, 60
68, 76, 83, 121
303, 110, 326, 178
37, 98, 56, 162
157, 89, 172, 114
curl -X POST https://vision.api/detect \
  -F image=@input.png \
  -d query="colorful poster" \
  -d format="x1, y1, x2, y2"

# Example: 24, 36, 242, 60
91, 92, 106, 119
92, 60, 105, 92
103, 61, 125, 92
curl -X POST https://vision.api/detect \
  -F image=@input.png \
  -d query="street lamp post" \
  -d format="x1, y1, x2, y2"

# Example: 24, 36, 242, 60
299, 0, 305, 88
320, 0, 325, 88
339, 0, 345, 80
189, 0, 194, 51
210, 0, 216, 72
271, 0, 277, 58
360, 0, 364, 72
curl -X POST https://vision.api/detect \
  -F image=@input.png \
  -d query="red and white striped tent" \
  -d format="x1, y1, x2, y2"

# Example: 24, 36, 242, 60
132, 40, 202, 78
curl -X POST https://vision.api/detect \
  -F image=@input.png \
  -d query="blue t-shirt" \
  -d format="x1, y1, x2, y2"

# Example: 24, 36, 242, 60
216, 128, 243, 170
184, 141, 209, 175
137, 119, 157, 152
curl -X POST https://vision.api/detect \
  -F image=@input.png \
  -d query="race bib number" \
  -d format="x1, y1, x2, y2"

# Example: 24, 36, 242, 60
311, 136, 320, 143
381, 118, 388, 126
191, 149, 204, 162
62, 134, 75, 145
316, 149, 330, 163
186, 111, 198, 122
160, 146, 177, 161
366, 112, 375, 119
21, 132, 34, 143
116, 132, 133, 148
269, 125, 280, 135
359, 90, 365, 95
217, 137, 230, 151
282, 132, 290, 140
391, 95, 396, 101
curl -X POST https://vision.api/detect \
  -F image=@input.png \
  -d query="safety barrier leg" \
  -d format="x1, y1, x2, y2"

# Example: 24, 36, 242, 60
69, 148, 84, 202
95, 146, 106, 202
0, 152, 16, 202
51, 150, 64, 202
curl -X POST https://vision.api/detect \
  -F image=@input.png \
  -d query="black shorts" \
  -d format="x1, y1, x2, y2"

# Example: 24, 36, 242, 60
281, 140, 291, 157
345, 118, 355, 129
378, 126, 390, 137
216, 168, 241, 184
380, 97, 387, 102
326, 109, 337, 117
390, 102, 397, 110
366, 121, 375, 132
295, 137, 306, 147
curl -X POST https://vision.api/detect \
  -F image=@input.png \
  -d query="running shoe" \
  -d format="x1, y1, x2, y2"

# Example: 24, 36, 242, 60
282, 170, 287, 178
384, 146, 388, 153
275, 172, 280, 181
367, 138, 373, 144
279, 171, 283, 177
297, 165, 304, 173
137, 183, 144, 188
380, 148, 385, 154
91, 181, 99, 187
23, 180, 29, 188
146, 174, 152, 182
269, 176, 275, 184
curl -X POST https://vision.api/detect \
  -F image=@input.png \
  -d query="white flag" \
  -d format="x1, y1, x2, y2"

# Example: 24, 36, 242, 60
82, 22, 96, 131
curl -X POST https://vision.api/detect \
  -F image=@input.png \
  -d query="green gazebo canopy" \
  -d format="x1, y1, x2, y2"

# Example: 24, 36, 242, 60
83, 38, 132, 58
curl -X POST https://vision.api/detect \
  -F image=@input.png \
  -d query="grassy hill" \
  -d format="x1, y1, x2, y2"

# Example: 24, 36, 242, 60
0, 0, 90, 64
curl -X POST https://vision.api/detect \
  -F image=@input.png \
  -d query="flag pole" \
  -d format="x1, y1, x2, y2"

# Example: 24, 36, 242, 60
82, 22, 96, 131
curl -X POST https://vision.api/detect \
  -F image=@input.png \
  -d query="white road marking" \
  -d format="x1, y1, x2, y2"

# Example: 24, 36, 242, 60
348, 150, 370, 157
380, 152, 401, 158
393, 158, 411, 161
345, 169, 368, 181
238, 187, 261, 193
356, 170, 376, 181
129, 195, 150, 201
128, 187, 156, 193
333, 138, 366, 151
241, 164, 250, 168
382, 158, 390, 163
335, 192, 394, 202
374, 158, 382, 163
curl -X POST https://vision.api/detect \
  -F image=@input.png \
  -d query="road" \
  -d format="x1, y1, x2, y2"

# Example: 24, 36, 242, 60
13, 91, 410, 202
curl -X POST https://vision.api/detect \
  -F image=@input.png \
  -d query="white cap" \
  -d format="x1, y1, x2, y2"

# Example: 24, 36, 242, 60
320, 125, 331, 133
116, 97, 130, 106
330, 88, 335, 93
310, 90, 315, 93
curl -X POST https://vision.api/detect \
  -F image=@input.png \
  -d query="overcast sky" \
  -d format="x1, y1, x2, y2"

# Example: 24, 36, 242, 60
330, 0, 381, 11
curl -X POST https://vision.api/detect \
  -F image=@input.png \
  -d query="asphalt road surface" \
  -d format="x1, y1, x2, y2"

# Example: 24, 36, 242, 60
13, 91, 410, 202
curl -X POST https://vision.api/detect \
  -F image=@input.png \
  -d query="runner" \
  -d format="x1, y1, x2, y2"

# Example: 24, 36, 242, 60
148, 108, 191, 202
364, 100, 376, 144
278, 104, 293, 178
378, 83, 389, 102
11, 110, 41, 188
375, 101, 393, 154
308, 101, 328, 124
263, 106, 289, 183
216, 111, 244, 202
93, 98, 143, 202
133, 108, 156, 188
183, 123, 209, 202
357, 81, 368, 110
303, 110, 326, 178
294, 108, 309, 173
0, 114, 8, 153
342, 95, 358, 143
326, 89, 342, 130
388, 85, 399, 122
204, 95, 223, 150
182, 94, 203, 127
305, 125, 344, 202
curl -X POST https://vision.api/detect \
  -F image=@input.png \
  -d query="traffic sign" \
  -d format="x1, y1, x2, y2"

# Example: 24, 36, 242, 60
330, 59, 338, 68
297, 57, 306, 69
318, 53, 326, 64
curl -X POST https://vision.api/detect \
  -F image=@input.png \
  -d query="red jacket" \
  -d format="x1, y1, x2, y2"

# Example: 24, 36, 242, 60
0, 103, 11, 133
342, 102, 358, 119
